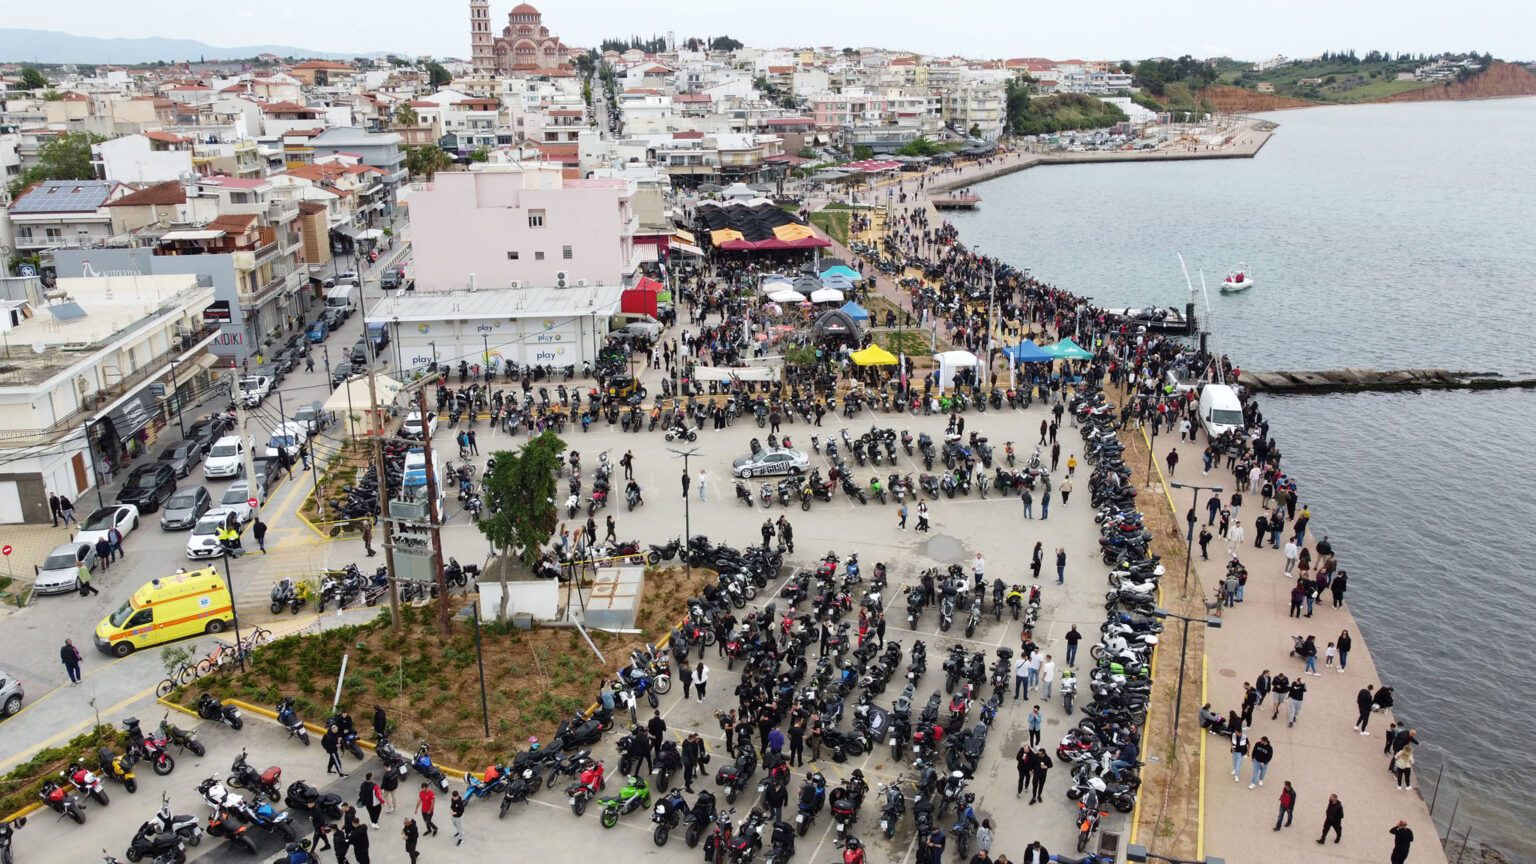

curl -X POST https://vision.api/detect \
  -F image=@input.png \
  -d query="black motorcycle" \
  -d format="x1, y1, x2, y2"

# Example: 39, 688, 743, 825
195, 694, 243, 731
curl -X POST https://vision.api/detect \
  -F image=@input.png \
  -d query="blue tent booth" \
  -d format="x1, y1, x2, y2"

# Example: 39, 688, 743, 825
838, 301, 869, 321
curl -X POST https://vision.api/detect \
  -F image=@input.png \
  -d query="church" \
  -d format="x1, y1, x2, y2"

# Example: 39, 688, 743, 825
469, 1, 572, 74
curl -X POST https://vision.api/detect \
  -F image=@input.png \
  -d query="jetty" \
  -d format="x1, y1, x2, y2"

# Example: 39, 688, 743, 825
1236, 368, 1536, 394
931, 193, 981, 210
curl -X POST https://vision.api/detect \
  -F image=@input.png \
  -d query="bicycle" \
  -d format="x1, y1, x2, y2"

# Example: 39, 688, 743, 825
155, 651, 202, 698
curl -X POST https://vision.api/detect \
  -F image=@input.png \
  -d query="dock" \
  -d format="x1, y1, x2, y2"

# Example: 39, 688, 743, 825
1237, 368, 1536, 394
931, 194, 981, 210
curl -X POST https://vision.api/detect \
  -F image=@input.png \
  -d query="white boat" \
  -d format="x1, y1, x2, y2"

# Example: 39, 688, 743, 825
1221, 266, 1254, 293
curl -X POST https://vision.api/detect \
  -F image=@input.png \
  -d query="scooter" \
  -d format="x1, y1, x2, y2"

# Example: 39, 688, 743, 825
144, 794, 203, 848
123, 820, 186, 863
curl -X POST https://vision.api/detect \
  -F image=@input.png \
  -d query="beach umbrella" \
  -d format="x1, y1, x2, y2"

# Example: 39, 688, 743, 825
792, 275, 823, 295
810, 288, 845, 304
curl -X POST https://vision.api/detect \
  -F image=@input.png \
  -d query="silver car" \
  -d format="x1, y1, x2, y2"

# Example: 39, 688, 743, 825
0, 670, 22, 716
160, 486, 213, 531
731, 448, 810, 478
34, 543, 97, 595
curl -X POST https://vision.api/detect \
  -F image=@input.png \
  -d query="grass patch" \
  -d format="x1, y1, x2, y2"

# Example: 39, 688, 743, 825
809, 210, 850, 245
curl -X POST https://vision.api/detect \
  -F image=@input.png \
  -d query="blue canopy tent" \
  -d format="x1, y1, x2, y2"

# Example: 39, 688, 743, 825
1002, 340, 1054, 362
821, 265, 861, 280
838, 301, 869, 321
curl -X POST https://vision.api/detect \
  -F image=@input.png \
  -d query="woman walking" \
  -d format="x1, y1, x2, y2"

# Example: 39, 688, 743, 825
1336, 630, 1352, 672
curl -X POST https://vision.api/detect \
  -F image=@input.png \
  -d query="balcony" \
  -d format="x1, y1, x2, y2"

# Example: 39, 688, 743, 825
268, 200, 299, 222
240, 268, 300, 309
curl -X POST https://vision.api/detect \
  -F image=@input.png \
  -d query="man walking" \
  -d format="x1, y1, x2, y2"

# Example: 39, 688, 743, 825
358, 773, 383, 829
1274, 781, 1297, 831
61, 639, 84, 684
1354, 685, 1375, 735
323, 726, 348, 778
697, 468, 707, 501
681, 470, 690, 500
1317, 793, 1344, 844
1064, 627, 1080, 666
361, 519, 375, 557
401, 818, 420, 864
49, 491, 61, 526
1055, 548, 1066, 584
1020, 487, 1033, 519
1015, 746, 1034, 797
621, 450, 634, 480
449, 790, 466, 845
1027, 706, 1042, 748
1284, 539, 1298, 574
1029, 749, 1052, 804
1390, 821, 1415, 864
253, 517, 268, 554
1013, 653, 1029, 700
1249, 736, 1273, 788
59, 494, 75, 526
1287, 679, 1307, 727
1228, 520, 1245, 555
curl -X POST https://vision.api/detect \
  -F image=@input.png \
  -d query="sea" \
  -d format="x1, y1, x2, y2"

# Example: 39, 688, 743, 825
948, 97, 1536, 862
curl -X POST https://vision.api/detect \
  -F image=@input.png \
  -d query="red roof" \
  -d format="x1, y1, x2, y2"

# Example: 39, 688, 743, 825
767, 66, 794, 74
207, 213, 257, 234
144, 131, 193, 144
105, 181, 186, 207
674, 130, 705, 139
260, 101, 319, 114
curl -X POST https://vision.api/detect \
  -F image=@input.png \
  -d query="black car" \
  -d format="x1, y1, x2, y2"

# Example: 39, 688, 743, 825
322, 307, 346, 331
349, 340, 371, 366
269, 347, 300, 374
156, 439, 204, 478
185, 418, 222, 454
284, 333, 312, 358
116, 463, 177, 513
330, 362, 359, 389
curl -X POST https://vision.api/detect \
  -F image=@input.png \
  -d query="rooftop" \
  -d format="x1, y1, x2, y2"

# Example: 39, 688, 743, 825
105, 181, 186, 208
10, 180, 122, 215
364, 285, 627, 324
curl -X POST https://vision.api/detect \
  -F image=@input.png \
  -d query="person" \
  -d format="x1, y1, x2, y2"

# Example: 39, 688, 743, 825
1230, 729, 1249, 781
761, 519, 775, 551
335, 806, 354, 864
1274, 781, 1297, 830
1287, 679, 1307, 727
1020, 487, 1033, 519
1021, 842, 1049, 864
1060, 477, 1072, 505
777, 516, 794, 553
1390, 821, 1415, 864
1331, 571, 1349, 609
1013, 653, 1029, 700
361, 519, 375, 557
1318, 793, 1344, 844
1354, 685, 1375, 735
1029, 749, 1052, 804
1055, 548, 1066, 584
401, 818, 419, 864
1041, 656, 1055, 700
1066, 454, 1076, 476
59, 494, 75, 526
975, 819, 994, 856
323, 726, 348, 778
693, 662, 709, 702
1198, 527, 1212, 560
1015, 745, 1034, 797
605, 514, 616, 544
925, 826, 946, 864
1165, 448, 1179, 475
348, 819, 371, 864
1064, 626, 1080, 666
359, 773, 383, 829
1228, 520, 1245, 554
898, 503, 908, 529
1027, 706, 1042, 748
449, 790, 466, 845
916, 500, 929, 533
621, 450, 634, 480
1393, 744, 1415, 791
94, 536, 112, 570
1283, 539, 1298, 574
253, 517, 268, 553
1030, 542, 1044, 582
681, 470, 691, 499
61, 639, 83, 684
1249, 736, 1273, 788
1337, 629, 1353, 671
49, 491, 61, 526
413, 784, 437, 836
380, 762, 399, 812
697, 468, 707, 501
108, 525, 124, 562
648, 710, 667, 760
764, 775, 787, 825
681, 732, 702, 792
1108, 737, 1139, 777
309, 804, 334, 853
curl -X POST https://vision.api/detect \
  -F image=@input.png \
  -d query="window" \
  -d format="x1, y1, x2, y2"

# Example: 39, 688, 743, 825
528, 209, 545, 228
562, 245, 573, 260
534, 251, 544, 261
506, 251, 519, 260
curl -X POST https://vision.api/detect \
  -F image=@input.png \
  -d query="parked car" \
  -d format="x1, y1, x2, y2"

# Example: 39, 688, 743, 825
156, 439, 205, 478
731, 448, 810, 478
283, 333, 312, 358
322, 307, 346, 332
34, 542, 97, 595
184, 417, 225, 454
294, 405, 331, 436
380, 268, 405, 289
250, 456, 283, 490
204, 435, 253, 480
269, 347, 302, 374
186, 511, 241, 559
73, 503, 140, 546
116, 463, 177, 513
219, 480, 267, 524
0, 669, 22, 716
330, 362, 360, 389
306, 319, 330, 343
160, 486, 213, 531
324, 271, 360, 289
401, 411, 437, 440
239, 375, 272, 407
349, 339, 370, 366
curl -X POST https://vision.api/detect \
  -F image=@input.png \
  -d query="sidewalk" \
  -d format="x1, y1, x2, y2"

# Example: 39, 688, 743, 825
1153, 427, 1446, 864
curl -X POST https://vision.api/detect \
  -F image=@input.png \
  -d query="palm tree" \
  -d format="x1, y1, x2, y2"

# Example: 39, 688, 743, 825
393, 103, 419, 127
406, 144, 452, 180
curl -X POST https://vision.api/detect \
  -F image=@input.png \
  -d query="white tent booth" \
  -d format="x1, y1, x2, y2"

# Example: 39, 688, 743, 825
934, 350, 978, 390
325, 374, 405, 437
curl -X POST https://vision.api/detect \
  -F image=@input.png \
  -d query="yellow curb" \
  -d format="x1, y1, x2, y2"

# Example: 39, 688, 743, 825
294, 507, 332, 542
1, 801, 44, 824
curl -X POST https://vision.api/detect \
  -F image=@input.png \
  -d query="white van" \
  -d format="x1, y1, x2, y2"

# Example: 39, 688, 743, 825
1197, 384, 1245, 439
613, 312, 662, 340
324, 285, 358, 320
401, 447, 444, 520
204, 434, 254, 479
265, 422, 308, 460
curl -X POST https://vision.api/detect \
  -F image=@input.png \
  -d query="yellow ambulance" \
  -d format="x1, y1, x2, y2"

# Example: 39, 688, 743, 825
93, 568, 235, 657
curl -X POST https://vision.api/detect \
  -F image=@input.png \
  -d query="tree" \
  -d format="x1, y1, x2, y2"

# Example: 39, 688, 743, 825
404, 143, 452, 180
20, 66, 48, 90
478, 432, 566, 621
852, 145, 874, 160
8, 132, 101, 199
574, 52, 595, 76
425, 61, 451, 89
709, 36, 743, 51
393, 103, 418, 127
967, 123, 982, 139
469, 147, 489, 163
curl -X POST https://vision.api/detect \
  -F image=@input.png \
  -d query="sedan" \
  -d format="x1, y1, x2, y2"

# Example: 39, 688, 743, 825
401, 411, 437, 440
731, 448, 810, 478
219, 481, 265, 524
72, 503, 140, 546
186, 511, 241, 559
306, 320, 330, 343
156, 439, 204, 478
34, 543, 97, 595
184, 418, 225, 454
160, 486, 213, 531
116, 463, 176, 513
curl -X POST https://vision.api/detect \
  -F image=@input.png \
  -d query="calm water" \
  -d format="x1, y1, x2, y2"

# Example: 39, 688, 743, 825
952, 99, 1536, 860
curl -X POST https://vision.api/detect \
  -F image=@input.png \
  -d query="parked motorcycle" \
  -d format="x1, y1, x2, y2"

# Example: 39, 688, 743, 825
37, 780, 86, 824
195, 694, 243, 731
225, 750, 282, 803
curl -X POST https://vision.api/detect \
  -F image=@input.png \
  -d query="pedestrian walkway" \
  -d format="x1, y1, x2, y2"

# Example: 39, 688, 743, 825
1149, 428, 1446, 864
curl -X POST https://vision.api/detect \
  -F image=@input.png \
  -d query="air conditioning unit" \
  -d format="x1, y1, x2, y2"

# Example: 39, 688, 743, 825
554, 270, 570, 289
576, 279, 588, 287
388, 498, 430, 521
508, 280, 522, 289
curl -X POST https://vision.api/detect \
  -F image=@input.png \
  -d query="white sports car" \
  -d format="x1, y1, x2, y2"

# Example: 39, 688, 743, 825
732, 448, 809, 479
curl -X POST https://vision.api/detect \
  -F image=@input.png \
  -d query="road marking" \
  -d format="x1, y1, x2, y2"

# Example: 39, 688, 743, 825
0, 678, 159, 773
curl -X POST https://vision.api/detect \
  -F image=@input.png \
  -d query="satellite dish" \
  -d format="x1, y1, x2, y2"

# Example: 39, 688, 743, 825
31, 342, 46, 354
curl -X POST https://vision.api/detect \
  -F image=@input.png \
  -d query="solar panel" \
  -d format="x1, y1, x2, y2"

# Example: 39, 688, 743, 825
10, 180, 114, 214
45, 302, 87, 322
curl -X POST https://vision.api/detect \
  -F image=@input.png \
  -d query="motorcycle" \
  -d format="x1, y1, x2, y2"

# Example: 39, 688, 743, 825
38, 780, 86, 824
413, 742, 451, 793
650, 786, 688, 846
275, 698, 310, 746
464, 764, 507, 805
226, 750, 282, 803
682, 789, 717, 847
0, 816, 23, 864
196, 694, 243, 731
794, 771, 827, 837
121, 718, 176, 776
61, 764, 110, 807
205, 807, 257, 855
566, 759, 607, 817
124, 822, 186, 863
96, 748, 139, 794
597, 774, 651, 829
284, 782, 342, 821
877, 781, 905, 838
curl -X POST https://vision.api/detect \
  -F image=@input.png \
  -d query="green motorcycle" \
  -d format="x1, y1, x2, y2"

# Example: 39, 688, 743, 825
597, 775, 651, 828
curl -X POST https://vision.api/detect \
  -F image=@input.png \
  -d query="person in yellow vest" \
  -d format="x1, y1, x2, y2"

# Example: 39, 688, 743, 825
218, 513, 244, 558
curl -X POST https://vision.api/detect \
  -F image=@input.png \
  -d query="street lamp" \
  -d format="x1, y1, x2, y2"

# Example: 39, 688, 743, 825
1127, 845, 1225, 864
668, 446, 702, 581
1151, 606, 1221, 739
1169, 481, 1222, 592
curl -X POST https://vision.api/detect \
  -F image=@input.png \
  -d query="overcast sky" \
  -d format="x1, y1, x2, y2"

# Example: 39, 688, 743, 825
25, 0, 1534, 62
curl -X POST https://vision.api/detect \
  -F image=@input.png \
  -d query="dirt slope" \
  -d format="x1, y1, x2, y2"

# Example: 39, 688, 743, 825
1198, 85, 1318, 113
1376, 61, 1536, 103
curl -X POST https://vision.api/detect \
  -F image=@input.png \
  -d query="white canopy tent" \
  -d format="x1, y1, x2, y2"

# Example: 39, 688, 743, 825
768, 288, 805, 303
324, 373, 405, 437
692, 364, 780, 382
810, 288, 844, 304
934, 350, 978, 391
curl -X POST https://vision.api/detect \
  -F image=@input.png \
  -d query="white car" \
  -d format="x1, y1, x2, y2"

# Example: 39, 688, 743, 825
219, 480, 265, 524
186, 510, 240, 559
731, 448, 810, 478
401, 411, 437, 440
239, 375, 272, 407
71, 503, 140, 546
204, 435, 251, 479
35, 542, 98, 594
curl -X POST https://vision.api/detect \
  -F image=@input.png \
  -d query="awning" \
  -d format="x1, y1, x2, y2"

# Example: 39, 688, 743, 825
330, 224, 361, 239
672, 228, 697, 245
1044, 338, 1093, 359
669, 240, 705, 257
203, 300, 232, 323
1003, 340, 1054, 362
838, 301, 869, 321
810, 288, 843, 304
159, 229, 225, 241
103, 390, 158, 439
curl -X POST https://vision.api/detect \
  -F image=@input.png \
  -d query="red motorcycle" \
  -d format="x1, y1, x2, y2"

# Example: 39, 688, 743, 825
62, 763, 110, 806
815, 554, 841, 581
122, 718, 176, 776
206, 808, 256, 854
565, 759, 606, 817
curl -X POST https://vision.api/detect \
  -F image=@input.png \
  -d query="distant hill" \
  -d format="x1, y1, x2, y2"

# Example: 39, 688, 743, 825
1197, 62, 1536, 113
0, 28, 398, 64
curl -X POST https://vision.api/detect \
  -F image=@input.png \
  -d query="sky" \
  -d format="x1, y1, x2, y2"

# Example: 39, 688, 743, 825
21, 0, 1535, 62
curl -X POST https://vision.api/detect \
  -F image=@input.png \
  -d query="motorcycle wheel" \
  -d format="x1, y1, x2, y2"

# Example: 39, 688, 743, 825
732, 594, 745, 609
647, 552, 660, 566
189, 740, 206, 757
940, 618, 951, 632
703, 629, 717, 646
686, 432, 697, 442
945, 487, 955, 499
743, 585, 758, 601
264, 786, 281, 803
1078, 830, 1090, 853
236, 834, 256, 854
848, 740, 865, 756
653, 673, 671, 695
348, 741, 363, 759
647, 690, 659, 709
69, 807, 85, 825
127, 851, 142, 862
125, 777, 137, 793
726, 787, 738, 804
965, 622, 976, 639
601, 808, 619, 829
802, 498, 811, 511
653, 824, 669, 846
500, 797, 513, 818
299, 731, 310, 746
574, 796, 588, 817
185, 831, 200, 846
1115, 797, 1135, 813
270, 602, 283, 614
154, 755, 175, 776
93, 787, 110, 806
685, 824, 703, 847
1090, 644, 1105, 660
1066, 787, 1083, 800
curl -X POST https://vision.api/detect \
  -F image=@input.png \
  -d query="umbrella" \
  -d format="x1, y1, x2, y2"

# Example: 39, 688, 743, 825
817, 258, 849, 273
810, 288, 844, 304
768, 289, 804, 303
821, 265, 860, 280
792, 275, 823, 295
760, 276, 794, 293
820, 274, 855, 290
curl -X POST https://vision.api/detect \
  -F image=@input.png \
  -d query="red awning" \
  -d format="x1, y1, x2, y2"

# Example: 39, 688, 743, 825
717, 237, 833, 251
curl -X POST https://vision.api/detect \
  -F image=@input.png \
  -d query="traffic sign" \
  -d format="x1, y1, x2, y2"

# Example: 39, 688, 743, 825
247, 497, 258, 507
1, 545, 10, 556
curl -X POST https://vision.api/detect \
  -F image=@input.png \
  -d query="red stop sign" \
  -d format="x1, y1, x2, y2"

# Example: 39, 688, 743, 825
1, 545, 10, 556
247, 497, 258, 507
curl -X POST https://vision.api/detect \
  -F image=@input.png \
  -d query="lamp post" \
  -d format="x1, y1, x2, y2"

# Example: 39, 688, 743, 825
168, 358, 186, 437
1127, 845, 1224, 864
667, 446, 702, 582
1169, 481, 1222, 593
392, 316, 402, 371
1152, 606, 1221, 740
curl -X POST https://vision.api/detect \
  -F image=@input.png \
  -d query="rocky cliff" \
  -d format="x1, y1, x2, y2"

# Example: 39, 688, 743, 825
1198, 85, 1318, 113
1376, 61, 1536, 103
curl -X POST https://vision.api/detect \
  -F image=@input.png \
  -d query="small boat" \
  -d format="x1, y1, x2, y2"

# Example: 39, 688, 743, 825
1221, 266, 1254, 293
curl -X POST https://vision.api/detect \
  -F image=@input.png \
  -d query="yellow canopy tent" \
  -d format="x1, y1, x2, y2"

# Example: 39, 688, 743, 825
850, 345, 898, 366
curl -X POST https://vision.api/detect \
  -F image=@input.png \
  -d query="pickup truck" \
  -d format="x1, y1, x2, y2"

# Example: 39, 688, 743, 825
250, 455, 284, 489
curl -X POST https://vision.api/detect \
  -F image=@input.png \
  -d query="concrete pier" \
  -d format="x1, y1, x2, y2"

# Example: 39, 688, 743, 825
1238, 368, 1535, 394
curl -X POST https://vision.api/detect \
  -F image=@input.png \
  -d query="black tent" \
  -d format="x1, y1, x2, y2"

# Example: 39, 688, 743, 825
814, 308, 862, 341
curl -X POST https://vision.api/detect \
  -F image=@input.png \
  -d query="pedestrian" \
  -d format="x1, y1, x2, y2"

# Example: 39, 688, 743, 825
1230, 729, 1249, 781
108, 525, 124, 561
1393, 744, 1415, 790
1020, 487, 1033, 518
1015, 745, 1034, 797
648, 710, 667, 760
788, 717, 805, 767
1331, 571, 1349, 608
1318, 793, 1344, 844
401, 818, 419, 864
777, 517, 794, 553
1021, 843, 1050, 864
1269, 673, 1291, 720
681, 470, 691, 499
605, 514, 616, 543
898, 503, 908, 530
1249, 736, 1272, 788
1337, 629, 1353, 671
1198, 528, 1212, 560
1060, 477, 1071, 505
697, 468, 707, 501
678, 658, 692, 700
1390, 821, 1415, 864
358, 772, 383, 828
1165, 448, 1178, 475
1040, 489, 1050, 520
380, 762, 398, 812
925, 826, 947, 864
1029, 749, 1052, 803
1228, 520, 1245, 554
1041, 656, 1055, 700
1287, 679, 1307, 727
875, 612, 886, 647
449, 790, 466, 845
681, 733, 701, 792
1013, 653, 1029, 700
323, 726, 348, 777
348, 820, 371, 864
1067, 455, 1076, 476
60, 638, 83, 684
916, 501, 929, 532
1027, 706, 1042, 748
976, 819, 994, 855
1283, 539, 1298, 574
1050, 442, 1060, 471
1055, 547, 1066, 584
361, 519, 375, 557
59, 494, 75, 525
718, 709, 736, 754
309, 807, 334, 853
693, 662, 708, 702
49, 491, 61, 526
1274, 781, 1297, 830
253, 518, 268, 553
335, 807, 354, 864
1030, 542, 1044, 582
1064, 626, 1080, 666
94, 536, 111, 570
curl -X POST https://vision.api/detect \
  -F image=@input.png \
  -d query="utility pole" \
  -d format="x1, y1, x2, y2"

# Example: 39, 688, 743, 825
369, 370, 401, 628
417, 388, 451, 635
667, 446, 701, 582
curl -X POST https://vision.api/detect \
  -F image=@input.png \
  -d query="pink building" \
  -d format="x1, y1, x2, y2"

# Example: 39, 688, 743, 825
408, 165, 639, 291
811, 93, 888, 128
